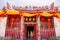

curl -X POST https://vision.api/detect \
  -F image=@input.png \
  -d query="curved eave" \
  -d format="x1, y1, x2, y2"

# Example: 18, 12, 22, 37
22, 13, 36, 17
0, 10, 4, 15
7, 10, 19, 15
40, 12, 53, 17
56, 13, 60, 18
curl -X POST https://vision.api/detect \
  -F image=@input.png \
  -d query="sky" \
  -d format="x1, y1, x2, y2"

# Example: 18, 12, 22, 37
0, 0, 60, 9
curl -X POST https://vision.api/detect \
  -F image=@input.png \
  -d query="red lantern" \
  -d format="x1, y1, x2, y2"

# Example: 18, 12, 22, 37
47, 18, 51, 28
41, 17, 44, 22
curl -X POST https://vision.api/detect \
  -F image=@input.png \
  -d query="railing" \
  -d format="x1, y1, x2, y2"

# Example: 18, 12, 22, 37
5, 29, 20, 39
5, 29, 56, 40
40, 29, 56, 39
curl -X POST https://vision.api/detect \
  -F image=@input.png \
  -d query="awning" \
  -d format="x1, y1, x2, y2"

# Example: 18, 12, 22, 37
22, 12, 36, 17
7, 10, 19, 15
0, 10, 4, 15
56, 13, 60, 18
40, 12, 53, 17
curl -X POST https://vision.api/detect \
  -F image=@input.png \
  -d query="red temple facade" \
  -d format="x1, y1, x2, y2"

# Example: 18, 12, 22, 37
2, 10, 55, 40
0, 2, 59, 40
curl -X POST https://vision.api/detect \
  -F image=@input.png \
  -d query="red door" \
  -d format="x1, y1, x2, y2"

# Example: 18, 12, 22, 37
23, 24, 37, 40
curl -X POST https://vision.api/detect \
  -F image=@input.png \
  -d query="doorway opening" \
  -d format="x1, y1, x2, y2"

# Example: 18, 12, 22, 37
26, 26, 34, 40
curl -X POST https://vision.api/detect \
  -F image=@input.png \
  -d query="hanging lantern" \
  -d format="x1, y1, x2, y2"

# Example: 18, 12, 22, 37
41, 17, 44, 21
47, 18, 51, 28
26, 17, 28, 21
33, 18, 35, 21
29, 17, 31, 21
48, 18, 51, 21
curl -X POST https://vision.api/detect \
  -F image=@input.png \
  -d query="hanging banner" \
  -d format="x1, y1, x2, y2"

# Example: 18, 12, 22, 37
0, 17, 7, 37
54, 17, 60, 37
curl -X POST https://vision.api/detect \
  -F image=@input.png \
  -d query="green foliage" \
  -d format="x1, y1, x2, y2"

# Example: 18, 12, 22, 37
0, 37, 15, 40
47, 36, 60, 40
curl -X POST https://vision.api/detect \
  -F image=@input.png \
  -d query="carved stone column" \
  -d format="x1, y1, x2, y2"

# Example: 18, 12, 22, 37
37, 16, 41, 40
20, 16, 24, 40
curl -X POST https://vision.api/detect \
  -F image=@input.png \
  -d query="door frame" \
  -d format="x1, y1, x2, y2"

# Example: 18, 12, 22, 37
23, 24, 37, 40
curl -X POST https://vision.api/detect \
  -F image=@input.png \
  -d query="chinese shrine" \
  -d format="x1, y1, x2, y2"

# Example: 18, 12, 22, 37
0, 9, 60, 40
